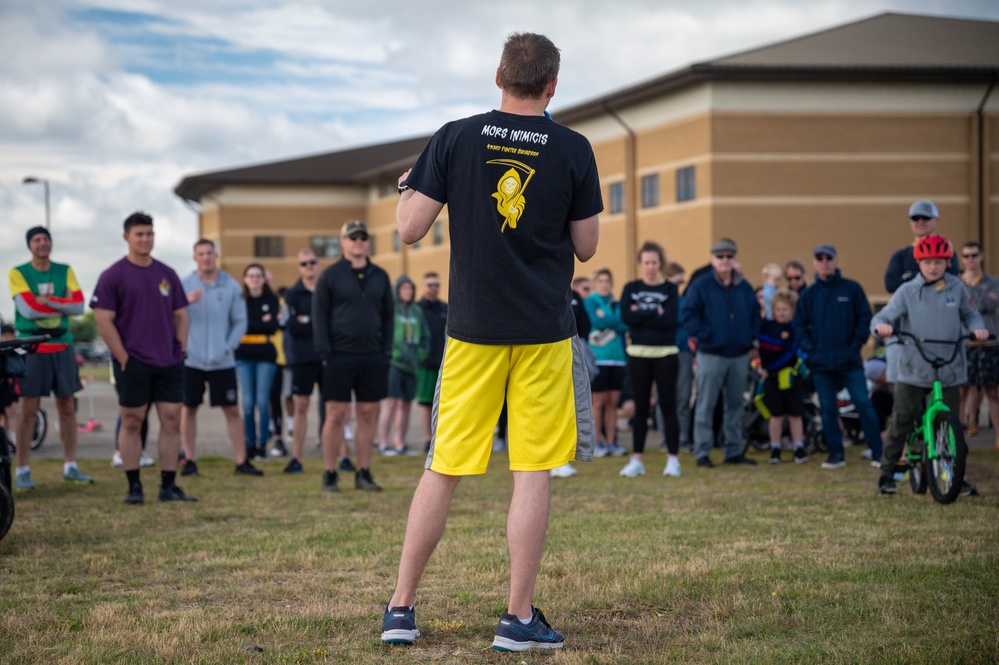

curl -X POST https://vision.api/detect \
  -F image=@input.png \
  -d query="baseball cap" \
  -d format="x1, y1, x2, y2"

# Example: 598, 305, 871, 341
864, 357, 887, 382
813, 244, 837, 259
710, 238, 738, 255
908, 200, 939, 219
340, 220, 368, 237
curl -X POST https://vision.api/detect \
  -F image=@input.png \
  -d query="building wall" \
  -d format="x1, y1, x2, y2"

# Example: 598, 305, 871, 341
199, 81, 999, 306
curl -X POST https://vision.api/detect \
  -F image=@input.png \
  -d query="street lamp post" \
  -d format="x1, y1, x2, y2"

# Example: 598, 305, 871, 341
22, 176, 50, 229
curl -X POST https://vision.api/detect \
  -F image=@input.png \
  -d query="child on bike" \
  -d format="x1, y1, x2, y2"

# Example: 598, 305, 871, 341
757, 289, 808, 464
871, 234, 987, 496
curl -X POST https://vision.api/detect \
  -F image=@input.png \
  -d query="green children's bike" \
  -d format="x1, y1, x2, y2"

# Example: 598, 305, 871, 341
894, 332, 973, 505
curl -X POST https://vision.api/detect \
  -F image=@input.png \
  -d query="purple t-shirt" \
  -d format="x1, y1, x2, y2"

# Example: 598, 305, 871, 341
90, 257, 188, 368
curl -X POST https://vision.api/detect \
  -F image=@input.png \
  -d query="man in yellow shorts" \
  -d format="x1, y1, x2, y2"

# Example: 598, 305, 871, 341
381, 32, 601, 652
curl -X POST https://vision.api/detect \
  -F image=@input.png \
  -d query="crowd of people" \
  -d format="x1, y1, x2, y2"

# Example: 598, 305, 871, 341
2, 214, 451, 502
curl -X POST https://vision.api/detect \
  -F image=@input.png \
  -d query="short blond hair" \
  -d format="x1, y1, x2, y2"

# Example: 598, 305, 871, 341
771, 288, 798, 311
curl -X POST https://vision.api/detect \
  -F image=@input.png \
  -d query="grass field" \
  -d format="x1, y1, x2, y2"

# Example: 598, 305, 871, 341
2, 447, 998, 664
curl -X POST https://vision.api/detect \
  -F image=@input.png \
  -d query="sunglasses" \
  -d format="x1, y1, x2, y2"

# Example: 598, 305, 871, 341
425, 282, 440, 288
347, 234, 369, 241
713, 254, 734, 260
299, 260, 318, 267
962, 253, 981, 259
815, 254, 835, 262
910, 215, 932, 222
785, 274, 803, 281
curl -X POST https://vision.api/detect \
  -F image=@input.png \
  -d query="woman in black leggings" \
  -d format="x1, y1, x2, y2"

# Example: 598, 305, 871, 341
619, 241, 681, 478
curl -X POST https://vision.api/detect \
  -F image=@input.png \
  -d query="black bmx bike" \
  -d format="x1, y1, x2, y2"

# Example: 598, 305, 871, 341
1, 334, 50, 542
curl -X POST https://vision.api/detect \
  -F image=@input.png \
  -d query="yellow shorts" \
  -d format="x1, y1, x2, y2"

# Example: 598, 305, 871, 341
426, 336, 594, 474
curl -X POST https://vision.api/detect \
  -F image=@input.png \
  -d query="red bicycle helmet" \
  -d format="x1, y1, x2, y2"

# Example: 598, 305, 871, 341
913, 234, 953, 260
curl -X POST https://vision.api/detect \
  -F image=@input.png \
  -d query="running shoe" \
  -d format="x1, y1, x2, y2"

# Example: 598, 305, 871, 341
338, 457, 357, 472
158, 484, 198, 502
180, 459, 199, 476
820, 458, 846, 470
111, 452, 123, 468
235, 461, 264, 476
593, 442, 610, 458
769, 448, 782, 464
124, 483, 144, 505
322, 470, 340, 492
793, 448, 809, 464
284, 458, 304, 474
663, 456, 681, 477
607, 442, 627, 457
492, 606, 564, 652
549, 463, 577, 478
877, 476, 897, 496
139, 454, 156, 468
355, 468, 382, 492
619, 457, 645, 477
381, 604, 419, 645
63, 467, 94, 484
15, 471, 36, 491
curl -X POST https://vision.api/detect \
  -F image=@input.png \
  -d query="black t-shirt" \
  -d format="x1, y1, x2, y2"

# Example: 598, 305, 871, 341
406, 110, 603, 345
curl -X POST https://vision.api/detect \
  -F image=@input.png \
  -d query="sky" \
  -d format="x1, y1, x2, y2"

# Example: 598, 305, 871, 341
2, 0, 998, 320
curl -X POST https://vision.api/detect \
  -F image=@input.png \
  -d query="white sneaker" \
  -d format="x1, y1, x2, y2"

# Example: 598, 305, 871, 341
344, 424, 355, 441
663, 456, 681, 477
860, 448, 873, 460
111, 451, 123, 468
549, 463, 577, 478
593, 443, 610, 458
619, 457, 646, 477
140, 454, 156, 468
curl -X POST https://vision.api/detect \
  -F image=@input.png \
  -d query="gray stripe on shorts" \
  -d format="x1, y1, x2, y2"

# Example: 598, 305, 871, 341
424, 339, 447, 470
571, 335, 595, 462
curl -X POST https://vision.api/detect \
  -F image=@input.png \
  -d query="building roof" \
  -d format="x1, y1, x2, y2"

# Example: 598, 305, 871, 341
174, 135, 430, 203
175, 12, 999, 203
555, 12, 999, 124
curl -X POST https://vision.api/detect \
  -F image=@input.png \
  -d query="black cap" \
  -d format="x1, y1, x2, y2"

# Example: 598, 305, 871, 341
26, 226, 50, 247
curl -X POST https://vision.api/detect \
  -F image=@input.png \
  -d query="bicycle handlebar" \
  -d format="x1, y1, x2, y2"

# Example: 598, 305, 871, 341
890, 331, 995, 369
0, 334, 52, 354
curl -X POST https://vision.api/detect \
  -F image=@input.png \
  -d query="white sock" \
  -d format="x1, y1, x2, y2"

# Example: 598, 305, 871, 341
668, 454, 679, 462
64, 461, 79, 474
770, 441, 781, 450
794, 441, 804, 449
519, 615, 533, 625
16, 465, 29, 476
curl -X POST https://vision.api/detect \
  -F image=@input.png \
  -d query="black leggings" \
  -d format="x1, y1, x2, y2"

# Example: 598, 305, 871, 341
627, 354, 680, 455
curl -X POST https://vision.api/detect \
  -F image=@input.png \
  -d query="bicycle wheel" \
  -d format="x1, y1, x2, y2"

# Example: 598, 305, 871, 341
0, 479, 13, 542
908, 457, 927, 495
925, 412, 967, 504
30, 409, 47, 451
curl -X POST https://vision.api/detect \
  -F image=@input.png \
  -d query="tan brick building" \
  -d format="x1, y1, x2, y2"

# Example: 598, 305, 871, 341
175, 13, 999, 303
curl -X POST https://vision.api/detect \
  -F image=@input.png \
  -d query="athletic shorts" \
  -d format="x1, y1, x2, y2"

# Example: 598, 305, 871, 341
321, 352, 388, 403
966, 345, 999, 387
590, 363, 625, 393
19, 346, 82, 398
113, 358, 183, 408
388, 365, 417, 401
291, 362, 322, 396
281, 367, 293, 398
416, 367, 439, 406
183, 366, 238, 408
426, 336, 594, 475
761, 374, 805, 418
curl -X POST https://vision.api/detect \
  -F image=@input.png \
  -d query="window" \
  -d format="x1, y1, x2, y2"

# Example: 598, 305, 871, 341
253, 236, 284, 258
640, 174, 659, 209
393, 231, 401, 252
412, 238, 421, 250
310, 235, 341, 259
369, 234, 377, 255
676, 166, 696, 202
609, 182, 625, 214
432, 221, 444, 246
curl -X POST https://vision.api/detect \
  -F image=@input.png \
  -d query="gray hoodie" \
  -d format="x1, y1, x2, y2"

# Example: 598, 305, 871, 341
182, 270, 247, 371
871, 272, 984, 388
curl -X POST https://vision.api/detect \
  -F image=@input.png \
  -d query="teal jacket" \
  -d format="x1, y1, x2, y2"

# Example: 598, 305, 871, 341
390, 275, 431, 375
584, 292, 628, 364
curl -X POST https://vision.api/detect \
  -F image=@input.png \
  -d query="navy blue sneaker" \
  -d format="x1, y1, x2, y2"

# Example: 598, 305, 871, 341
492, 606, 564, 652
381, 605, 420, 645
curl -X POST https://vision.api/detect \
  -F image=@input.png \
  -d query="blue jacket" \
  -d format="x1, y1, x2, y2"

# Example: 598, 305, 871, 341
680, 269, 760, 357
182, 270, 246, 371
794, 269, 872, 373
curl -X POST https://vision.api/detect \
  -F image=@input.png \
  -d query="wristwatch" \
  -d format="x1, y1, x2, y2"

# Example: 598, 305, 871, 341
398, 182, 411, 194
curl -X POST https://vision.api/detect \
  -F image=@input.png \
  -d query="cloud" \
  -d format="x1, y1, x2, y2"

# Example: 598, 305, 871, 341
1, 0, 998, 321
